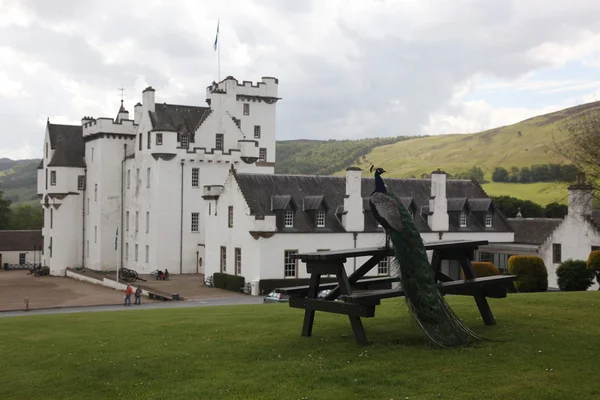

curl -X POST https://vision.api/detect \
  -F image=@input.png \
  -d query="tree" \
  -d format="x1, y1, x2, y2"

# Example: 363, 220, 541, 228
0, 191, 12, 229
490, 195, 545, 218
553, 106, 600, 194
491, 167, 509, 182
545, 202, 568, 218
8, 204, 42, 230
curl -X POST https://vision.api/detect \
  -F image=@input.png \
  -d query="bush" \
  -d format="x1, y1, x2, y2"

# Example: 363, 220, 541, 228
556, 259, 594, 291
460, 262, 500, 279
507, 256, 548, 292
587, 251, 600, 289
213, 273, 245, 292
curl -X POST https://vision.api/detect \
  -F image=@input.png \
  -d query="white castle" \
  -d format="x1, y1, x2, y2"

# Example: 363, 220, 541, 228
37, 76, 280, 277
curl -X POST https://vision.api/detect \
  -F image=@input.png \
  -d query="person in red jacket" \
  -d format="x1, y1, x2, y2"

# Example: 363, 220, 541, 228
124, 284, 133, 306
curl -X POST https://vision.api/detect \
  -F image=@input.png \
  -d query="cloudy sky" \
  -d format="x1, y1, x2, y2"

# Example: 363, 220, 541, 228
2, 0, 600, 159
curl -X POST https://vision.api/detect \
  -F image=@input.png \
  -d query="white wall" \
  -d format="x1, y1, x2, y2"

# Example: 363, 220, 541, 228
0, 250, 40, 265
540, 214, 600, 290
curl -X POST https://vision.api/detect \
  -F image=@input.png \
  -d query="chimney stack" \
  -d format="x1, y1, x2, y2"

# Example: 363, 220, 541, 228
428, 168, 449, 231
142, 86, 155, 112
568, 172, 593, 218
342, 167, 364, 232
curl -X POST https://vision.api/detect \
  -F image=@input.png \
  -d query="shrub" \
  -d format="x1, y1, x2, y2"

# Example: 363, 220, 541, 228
587, 250, 600, 289
213, 273, 245, 292
460, 262, 500, 279
556, 259, 594, 291
507, 255, 548, 292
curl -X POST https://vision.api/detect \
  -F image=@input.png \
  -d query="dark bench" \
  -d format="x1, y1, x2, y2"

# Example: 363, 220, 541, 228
287, 240, 517, 345
280, 276, 400, 298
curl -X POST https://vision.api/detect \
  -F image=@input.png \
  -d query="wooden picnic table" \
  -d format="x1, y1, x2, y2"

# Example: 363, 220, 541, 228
282, 239, 516, 345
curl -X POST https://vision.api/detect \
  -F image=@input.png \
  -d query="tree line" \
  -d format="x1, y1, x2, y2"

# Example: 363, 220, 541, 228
0, 191, 42, 230
491, 164, 579, 183
490, 195, 568, 219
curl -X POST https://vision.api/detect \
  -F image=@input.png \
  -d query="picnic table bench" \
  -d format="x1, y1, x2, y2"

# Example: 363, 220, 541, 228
283, 240, 516, 345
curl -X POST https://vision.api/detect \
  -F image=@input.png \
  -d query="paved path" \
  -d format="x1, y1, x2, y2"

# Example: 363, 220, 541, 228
0, 296, 266, 318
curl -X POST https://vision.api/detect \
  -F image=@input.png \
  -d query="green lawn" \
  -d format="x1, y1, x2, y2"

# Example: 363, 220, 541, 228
1, 292, 599, 399
481, 182, 570, 205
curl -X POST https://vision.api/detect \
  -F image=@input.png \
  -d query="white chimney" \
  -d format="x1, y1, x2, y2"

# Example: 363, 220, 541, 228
568, 172, 593, 218
342, 167, 365, 232
428, 168, 449, 231
134, 102, 142, 125
142, 86, 155, 112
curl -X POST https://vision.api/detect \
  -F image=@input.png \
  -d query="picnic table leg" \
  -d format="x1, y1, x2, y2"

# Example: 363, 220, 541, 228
336, 265, 368, 345
301, 271, 321, 337
458, 255, 496, 326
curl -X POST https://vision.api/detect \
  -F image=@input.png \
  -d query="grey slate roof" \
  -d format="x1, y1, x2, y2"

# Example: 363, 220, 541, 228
0, 230, 42, 251
234, 173, 513, 233
506, 218, 563, 245
149, 103, 211, 136
47, 123, 85, 168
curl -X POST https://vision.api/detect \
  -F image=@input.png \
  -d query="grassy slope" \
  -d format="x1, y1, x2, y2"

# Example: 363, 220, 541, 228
0, 292, 599, 400
347, 102, 600, 204
481, 182, 571, 205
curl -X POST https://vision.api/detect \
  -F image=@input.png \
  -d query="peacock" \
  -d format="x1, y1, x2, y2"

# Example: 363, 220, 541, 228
368, 165, 483, 348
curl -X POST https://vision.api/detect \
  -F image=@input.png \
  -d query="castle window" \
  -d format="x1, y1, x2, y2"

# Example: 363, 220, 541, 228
459, 211, 467, 227
77, 175, 85, 190
378, 257, 390, 275
235, 248, 242, 275
146, 168, 151, 188
284, 250, 298, 278
215, 134, 224, 150
146, 211, 150, 233
254, 125, 261, 139
284, 211, 294, 227
127, 170, 130, 189
126, 211, 129, 231
135, 244, 138, 262
135, 211, 139, 232
45, 142, 48, 159
181, 134, 189, 148
553, 243, 562, 264
485, 211, 493, 227
125, 243, 129, 260
19, 253, 25, 265
145, 245, 149, 263
136, 169, 140, 190
228, 206, 233, 228
50, 171, 56, 186
91, 147, 94, 162
138, 133, 142, 151
156, 133, 163, 145
94, 184, 97, 201
50, 208, 53, 228
147, 132, 151, 149
220, 246, 227, 272
316, 211, 326, 227
94, 226, 97, 243
243, 103, 250, 115
259, 148, 267, 162
191, 168, 199, 187
191, 212, 199, 232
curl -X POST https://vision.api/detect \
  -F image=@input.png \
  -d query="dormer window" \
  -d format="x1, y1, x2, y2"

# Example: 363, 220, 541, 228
485, 211, 493, 227
316, 211, 326, 227
460, 211, 467, 227
180, 134, 189, 148
284, 211, 294, 227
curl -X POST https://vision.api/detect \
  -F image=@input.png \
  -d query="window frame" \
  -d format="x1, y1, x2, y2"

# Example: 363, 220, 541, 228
284, 250, 298, 278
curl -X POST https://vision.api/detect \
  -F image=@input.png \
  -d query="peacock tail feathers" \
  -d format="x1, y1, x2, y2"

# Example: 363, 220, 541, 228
384, 193, 483, 348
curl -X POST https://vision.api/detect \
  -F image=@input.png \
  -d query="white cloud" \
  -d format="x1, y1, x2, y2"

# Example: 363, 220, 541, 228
2, 0, 600, 158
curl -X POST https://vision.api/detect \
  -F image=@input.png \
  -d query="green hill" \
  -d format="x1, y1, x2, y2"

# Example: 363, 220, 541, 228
0, 159, 39, 206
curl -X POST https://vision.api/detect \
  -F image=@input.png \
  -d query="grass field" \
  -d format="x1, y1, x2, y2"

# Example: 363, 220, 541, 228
481, 182, 570, 205
1, 292, 599, 400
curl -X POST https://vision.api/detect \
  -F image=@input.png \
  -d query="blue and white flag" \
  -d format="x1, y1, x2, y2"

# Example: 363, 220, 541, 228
114, 227, 118, 250
213, 19, 219, 51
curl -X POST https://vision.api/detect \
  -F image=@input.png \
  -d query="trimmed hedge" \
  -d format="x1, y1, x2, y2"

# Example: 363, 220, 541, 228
461, 262, 500, 279
507, 255, 548, 292
556, 259, 594, 291
258, 276, 391, 295
587, 250, 600, 289
213, 273, 245, 292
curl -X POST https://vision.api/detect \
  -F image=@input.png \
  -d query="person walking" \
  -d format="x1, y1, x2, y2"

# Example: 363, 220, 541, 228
124, 284, 133, 306
134, 285, 142, 305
